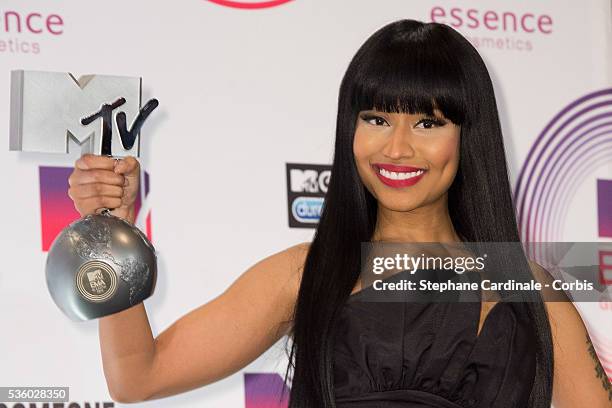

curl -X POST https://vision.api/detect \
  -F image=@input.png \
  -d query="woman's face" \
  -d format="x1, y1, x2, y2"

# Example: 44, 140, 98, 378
353, 108, 461, 212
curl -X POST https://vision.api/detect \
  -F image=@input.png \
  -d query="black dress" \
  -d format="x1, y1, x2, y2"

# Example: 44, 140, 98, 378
333, 270, 537, 408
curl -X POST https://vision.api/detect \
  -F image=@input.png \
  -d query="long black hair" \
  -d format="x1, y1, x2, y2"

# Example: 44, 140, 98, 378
282, 19, 553, 407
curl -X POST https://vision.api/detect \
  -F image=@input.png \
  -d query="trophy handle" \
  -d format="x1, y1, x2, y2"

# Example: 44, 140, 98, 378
82, 98, 159, 219
96, 157, 120, 214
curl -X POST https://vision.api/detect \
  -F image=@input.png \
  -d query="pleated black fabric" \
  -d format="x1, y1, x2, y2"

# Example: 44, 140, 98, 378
333, 271, 537, 408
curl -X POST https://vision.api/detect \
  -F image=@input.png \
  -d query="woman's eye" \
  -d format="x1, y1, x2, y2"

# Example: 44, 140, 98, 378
360, 114, 389, 127
415, 118, 446, 129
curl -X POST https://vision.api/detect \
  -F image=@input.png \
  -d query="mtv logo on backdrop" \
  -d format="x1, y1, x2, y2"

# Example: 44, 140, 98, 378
286, 163, 331, 228
9, 70, 143, 157
289, 167, 330, 194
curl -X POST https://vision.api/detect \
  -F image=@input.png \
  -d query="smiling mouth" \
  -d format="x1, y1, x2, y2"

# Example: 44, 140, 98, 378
372, 163, 427, 187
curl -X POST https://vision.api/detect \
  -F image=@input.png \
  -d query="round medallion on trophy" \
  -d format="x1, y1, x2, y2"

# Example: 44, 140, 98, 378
75, 260, 118, 302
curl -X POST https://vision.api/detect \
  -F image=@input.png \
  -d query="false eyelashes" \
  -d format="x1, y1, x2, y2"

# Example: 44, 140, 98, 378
359, 113, 447, 128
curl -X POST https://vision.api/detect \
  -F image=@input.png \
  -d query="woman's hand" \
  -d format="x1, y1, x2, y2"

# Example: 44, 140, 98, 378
68, 154, 141, 223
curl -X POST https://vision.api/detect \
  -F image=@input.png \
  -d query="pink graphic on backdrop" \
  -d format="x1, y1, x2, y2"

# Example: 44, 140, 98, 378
207, 0, 292, 9
244, 373, 289, 407
600, 250, 612, 286
513, 89, 612, 382
39, 166, 152, 252
598, 179, 612, 238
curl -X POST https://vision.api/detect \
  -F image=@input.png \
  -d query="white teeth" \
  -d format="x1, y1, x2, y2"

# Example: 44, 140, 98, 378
379, 168, 424, 180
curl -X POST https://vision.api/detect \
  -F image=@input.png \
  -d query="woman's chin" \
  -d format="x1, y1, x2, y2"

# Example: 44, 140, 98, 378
376, 196, 423, 213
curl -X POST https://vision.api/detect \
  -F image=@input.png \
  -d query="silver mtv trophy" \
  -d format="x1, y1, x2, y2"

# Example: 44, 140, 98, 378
10, 70, 159, 321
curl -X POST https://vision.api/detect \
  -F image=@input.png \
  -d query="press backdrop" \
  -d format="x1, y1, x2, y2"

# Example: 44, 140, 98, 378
1, 1, 611, 407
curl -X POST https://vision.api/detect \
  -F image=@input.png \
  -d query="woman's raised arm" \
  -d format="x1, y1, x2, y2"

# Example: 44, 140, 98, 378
101, 241, 306, 403
67, 154, 307, 403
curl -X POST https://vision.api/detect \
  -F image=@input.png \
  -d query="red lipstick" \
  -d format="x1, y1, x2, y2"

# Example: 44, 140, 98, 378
372, 163, 427, 188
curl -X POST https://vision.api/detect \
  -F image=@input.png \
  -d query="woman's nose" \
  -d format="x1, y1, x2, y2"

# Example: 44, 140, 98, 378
381, 126, 416, 160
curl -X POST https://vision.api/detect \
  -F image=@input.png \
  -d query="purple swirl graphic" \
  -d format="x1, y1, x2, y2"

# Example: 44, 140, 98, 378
514, 88, 612, 261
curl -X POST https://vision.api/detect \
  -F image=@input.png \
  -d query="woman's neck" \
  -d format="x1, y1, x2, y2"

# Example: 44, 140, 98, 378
371, 195, 462, 243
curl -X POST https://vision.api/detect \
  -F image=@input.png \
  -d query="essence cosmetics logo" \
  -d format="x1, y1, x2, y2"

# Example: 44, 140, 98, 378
286, 163, 331, 228
206, 0, 293, 9
244, 373, 289, 408
429, 5, 553, 51
0, 9, 64, 55
39, 166, 152, 252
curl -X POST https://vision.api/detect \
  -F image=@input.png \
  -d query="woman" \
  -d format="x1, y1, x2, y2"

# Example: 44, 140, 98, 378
67, 19, 611, 408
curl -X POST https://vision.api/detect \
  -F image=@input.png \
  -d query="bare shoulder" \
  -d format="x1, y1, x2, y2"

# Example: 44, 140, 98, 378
284, 241, 311, 304
527, 259, 575, 331
527, 259, 557, 286
241, 241, 310, 290
271, 240, 310, 293
245, 241, 310, 330
527, 260, 612, 407
288, 241, 311, 278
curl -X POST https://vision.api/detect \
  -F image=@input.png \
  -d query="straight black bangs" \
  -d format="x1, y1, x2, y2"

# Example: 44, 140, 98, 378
348, 22, 471, 126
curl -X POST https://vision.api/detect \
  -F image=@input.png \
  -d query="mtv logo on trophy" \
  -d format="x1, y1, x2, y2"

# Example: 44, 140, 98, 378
9, 70, 159, 321
10, 70, 157, 157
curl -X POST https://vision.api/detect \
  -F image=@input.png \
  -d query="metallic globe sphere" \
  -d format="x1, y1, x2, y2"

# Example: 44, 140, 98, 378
45, 212, 157, 321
